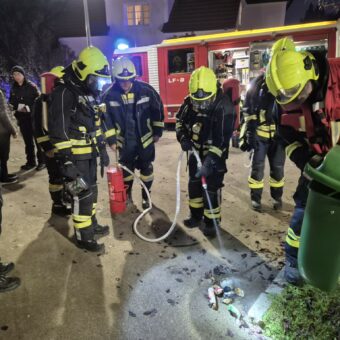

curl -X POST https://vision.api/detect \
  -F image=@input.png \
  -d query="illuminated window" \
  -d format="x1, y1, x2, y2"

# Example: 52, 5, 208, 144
126, 4, 150, 26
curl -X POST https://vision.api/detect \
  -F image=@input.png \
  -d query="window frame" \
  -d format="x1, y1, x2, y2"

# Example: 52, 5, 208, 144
124, 2, 150, 27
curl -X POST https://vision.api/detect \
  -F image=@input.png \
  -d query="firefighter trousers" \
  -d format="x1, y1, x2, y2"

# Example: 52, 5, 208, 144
120, 155, 154, 201
46, 156, 64, 205
248, 138, 285, 203
188, 153, 224, 227
72, 158, 98, 242
285, 175, 309, 265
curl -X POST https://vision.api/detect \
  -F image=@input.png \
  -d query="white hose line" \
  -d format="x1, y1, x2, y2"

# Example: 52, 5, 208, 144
244, 149, 254, 168
118, 150, 185, 243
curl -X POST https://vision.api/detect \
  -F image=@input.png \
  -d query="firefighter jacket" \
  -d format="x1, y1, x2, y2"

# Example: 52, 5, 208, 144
240, 74, 279, 149
48, 71, 105, 161
9, 79, 40, 118
277, 51, 332, 171
176, 88, 236, 170
32, 95, 54, 153
103, 80, 164, 156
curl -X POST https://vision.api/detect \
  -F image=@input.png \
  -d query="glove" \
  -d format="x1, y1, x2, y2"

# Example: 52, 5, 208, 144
246, 130, 258, 150
198, 155, 215, 178
180, 138, 193, 152
99, 147, 110, 178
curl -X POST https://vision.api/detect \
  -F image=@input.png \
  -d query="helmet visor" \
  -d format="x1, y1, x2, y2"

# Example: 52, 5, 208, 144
280, 81, 313, 111
276, 84, 301, 104
87, 75, 112, 94
191, 96, 215, 113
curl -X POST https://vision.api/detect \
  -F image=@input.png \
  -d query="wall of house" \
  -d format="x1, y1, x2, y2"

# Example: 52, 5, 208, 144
60, 0, 175, 59
238, 1, 287, 30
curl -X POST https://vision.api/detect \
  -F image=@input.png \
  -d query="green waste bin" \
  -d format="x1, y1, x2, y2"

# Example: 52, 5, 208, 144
298, 145, 340, 292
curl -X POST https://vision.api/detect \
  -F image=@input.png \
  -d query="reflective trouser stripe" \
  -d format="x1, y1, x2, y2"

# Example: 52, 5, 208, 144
285, 142, 303, 158
152, 121, 164, 128
286, 227, 300, 248
269, 177, 285, 188
248, 176, 264, 189
124, 174, 134, 182
37, 135, 50, 143
209, 146, 223, 157
73, 214, 92, 229
72, 147, 93, 155
140, 173, 154, 183
189, 197, 204, 209
49, 184, 64, 192
204, 206, 221, 220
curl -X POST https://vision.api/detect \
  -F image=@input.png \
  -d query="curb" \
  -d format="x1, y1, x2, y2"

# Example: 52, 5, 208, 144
247, 268, 287, 323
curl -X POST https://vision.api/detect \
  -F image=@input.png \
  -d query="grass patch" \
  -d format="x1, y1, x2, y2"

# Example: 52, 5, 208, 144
263, 284, 340, 340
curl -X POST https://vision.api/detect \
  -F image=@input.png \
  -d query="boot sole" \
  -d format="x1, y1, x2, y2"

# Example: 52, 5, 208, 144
76, 242, 105, 253
94, 230, 110, 240
0, 279, 21, 293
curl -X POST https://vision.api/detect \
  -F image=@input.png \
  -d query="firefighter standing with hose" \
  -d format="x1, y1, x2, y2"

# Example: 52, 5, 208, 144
239, 73, 286, 211
176, 66, 236, 237
265, 37, 339, 285
103, 56, 164, 209
48, 46, 111, 252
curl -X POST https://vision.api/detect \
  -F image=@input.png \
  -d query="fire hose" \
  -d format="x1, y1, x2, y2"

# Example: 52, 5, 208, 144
115, 149, 220, 243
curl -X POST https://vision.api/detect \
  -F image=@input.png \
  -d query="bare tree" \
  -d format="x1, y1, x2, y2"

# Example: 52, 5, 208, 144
0, 0, 75, 93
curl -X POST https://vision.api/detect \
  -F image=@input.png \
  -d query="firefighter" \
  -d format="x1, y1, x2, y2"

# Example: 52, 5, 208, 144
103, 56, 164, 209
48, 46, 111, 252
239, 74, 286, 211
176, 67, 236, 237
33, 66, 71, 216
265, 37, 335, 284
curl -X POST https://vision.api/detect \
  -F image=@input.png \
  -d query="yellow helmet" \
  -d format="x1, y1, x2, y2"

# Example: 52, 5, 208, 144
189, 67, 217, 101
266, 50, 319, 105
271, 37, 296, 55
49, 66, 65, 78
72, 46, 110, 81
112, 56, 136, 80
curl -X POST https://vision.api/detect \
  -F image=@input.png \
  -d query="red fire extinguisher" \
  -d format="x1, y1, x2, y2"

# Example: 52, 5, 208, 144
107, 151, 127, 214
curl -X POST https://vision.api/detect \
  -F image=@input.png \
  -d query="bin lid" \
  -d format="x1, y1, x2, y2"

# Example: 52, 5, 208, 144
305, 145, 340, 192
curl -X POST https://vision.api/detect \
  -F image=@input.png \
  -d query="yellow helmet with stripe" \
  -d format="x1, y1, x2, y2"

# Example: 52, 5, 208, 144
72, 46, 110, 81
266, 50, 319, 105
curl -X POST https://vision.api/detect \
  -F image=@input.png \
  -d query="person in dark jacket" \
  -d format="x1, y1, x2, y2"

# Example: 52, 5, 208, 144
9, 65, 45, 171
0, 187, 21, 292
49, 46, 111, 252
239, 74, 286, 211
0, 89, 18, 184
103, 56, 164, 209
176, 66, 236, 237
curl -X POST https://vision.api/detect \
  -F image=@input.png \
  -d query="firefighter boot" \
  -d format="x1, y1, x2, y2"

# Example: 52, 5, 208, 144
284, 256, 304, 286
273, 198, 283, 210
93, 224, 110, 239
183, 216, 202, 229
52, 203, 71, 217
0, 275, 20, 293
75, 227, 105, 252
251, 200, 262, 211
202, 223, 217, 237
0, 262, 14, 275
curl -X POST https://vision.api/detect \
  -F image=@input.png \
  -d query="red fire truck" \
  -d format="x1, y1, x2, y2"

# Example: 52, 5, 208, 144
113, 20, 339, 124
